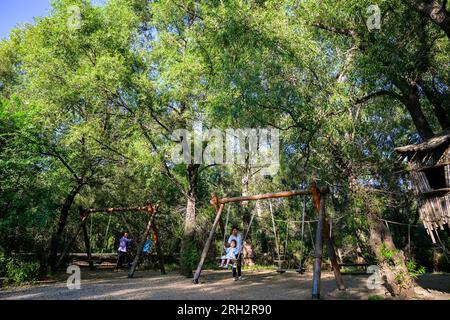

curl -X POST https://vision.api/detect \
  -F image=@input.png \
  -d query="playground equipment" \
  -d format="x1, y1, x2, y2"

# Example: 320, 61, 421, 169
193, 183, 346, 300
55, 201, 166, 277
217, 195, 309, 273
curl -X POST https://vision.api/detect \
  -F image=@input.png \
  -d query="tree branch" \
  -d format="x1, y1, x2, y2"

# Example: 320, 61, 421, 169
312, 22, 361, 39
138, 120, 189, 198
407, 0, 450, 39
355, 90, 403, 105
45, 149, 81, 182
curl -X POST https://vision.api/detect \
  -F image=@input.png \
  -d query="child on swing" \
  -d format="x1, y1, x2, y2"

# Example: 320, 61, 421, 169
219, 239, 238, 269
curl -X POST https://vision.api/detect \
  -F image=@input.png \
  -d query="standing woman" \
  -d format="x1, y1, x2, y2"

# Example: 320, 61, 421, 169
115, 232, 132, 271
226, 226, 245, 281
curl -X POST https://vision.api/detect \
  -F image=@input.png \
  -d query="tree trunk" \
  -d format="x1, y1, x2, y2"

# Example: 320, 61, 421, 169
180, 164, 200, 277
395, 78, 435, 139
368, 211, 416, 298
420, 82, 450, 130
49, 184, 83, 270
330, 138, 415, 296
243, 241, 255, 266
409, 0, 450, 40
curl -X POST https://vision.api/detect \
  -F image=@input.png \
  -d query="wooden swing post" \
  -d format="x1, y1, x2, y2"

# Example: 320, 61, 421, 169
311, 185, 326, 300
193, 194, 225, 284
323, 223, 345, 291
128, 201, 155, 278
151, 207, 166, 275
311, 184, 345, 299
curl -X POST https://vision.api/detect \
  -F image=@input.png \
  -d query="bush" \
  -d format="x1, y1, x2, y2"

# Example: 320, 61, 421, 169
1, 256, 40, 286
406, 259, 426, 279
180, 242, 199, 273
435, 253, 450, 272
0, 253, 8, 277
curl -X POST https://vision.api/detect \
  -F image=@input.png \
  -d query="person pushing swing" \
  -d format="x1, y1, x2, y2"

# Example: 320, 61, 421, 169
115, 231, 133, 271
225, 226, 245, 281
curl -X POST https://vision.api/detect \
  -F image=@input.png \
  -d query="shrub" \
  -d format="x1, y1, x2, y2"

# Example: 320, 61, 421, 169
180, 242, 199, 273
0, 253, 8, 277
435, 253, 450, 272
3, 257, 40, 286
406, 259, 426, 279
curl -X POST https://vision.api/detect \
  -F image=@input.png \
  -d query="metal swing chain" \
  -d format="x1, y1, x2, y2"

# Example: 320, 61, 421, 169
284, 220, 289, 262
300, 196, 306, 257
308, 222, 316, 251
269, 200, 282, 265
89, 213, 93, 252
238, 202, 258, 260
223, 205, 231, 252
101, 213, 112, 254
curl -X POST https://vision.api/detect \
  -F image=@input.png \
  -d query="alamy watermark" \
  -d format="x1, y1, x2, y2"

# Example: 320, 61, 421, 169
67, 5, 82, 32
66, 265, 81, 290
367, 5, 381, 31
366, 265, 384, 290
170, 123, 280, 177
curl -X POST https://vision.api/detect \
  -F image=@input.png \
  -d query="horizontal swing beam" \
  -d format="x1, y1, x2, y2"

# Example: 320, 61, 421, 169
217, 188, 329, 204
83, 207, 149, 214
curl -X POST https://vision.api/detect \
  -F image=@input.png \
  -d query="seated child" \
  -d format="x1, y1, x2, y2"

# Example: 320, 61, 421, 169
219, 239, 238, 269
143, 238, 152, 255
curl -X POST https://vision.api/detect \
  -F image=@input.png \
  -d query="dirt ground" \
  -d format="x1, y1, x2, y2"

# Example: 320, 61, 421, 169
0, 269, 449, 300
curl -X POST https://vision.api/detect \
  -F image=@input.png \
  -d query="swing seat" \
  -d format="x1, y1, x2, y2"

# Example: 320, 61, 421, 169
296, 263, 306, 274
274, 259, 286, 273
217, 257, 239, 265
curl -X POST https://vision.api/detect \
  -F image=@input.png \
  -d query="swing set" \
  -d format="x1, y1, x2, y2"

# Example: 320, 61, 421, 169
273, 196, 320, 274
219, 196, 317, 274
55, 201, 166, 278
193, 183, 346, 300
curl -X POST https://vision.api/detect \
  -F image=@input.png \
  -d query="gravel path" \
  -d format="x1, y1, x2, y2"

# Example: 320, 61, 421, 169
0, 269, 449, 300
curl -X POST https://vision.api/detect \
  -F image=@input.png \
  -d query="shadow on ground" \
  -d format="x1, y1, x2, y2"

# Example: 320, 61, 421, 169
415, 274, 450, 294
0, 269, 449, 300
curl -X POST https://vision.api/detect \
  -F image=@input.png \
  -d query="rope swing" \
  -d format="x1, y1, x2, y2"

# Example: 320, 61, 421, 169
269, 200, 285, 274
297, 195, 307, 273
101, 213, 113, 254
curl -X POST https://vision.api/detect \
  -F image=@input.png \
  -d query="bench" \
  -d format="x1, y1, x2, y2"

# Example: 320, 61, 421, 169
339, 263, 370, 272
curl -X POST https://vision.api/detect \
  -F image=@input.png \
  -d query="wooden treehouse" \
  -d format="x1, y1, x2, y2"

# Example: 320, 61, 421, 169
395, 130, 450, 243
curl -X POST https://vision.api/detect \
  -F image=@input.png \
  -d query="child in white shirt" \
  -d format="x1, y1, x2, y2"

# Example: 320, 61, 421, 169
219, 239, 237, 268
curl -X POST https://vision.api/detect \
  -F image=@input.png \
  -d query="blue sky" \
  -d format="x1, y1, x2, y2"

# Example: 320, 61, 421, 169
0, 0, 52, 39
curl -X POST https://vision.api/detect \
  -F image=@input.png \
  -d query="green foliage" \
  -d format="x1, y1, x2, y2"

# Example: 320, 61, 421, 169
0, 252, 8, 277
435, 253, 450, 272
180, 242, 199, 273
164, 263, 180, 273
242, 264, 280, 271
0, 254, 41, 286
406, 260, 426, 279
380, 243, 395, 263
368, 295, 385, 300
